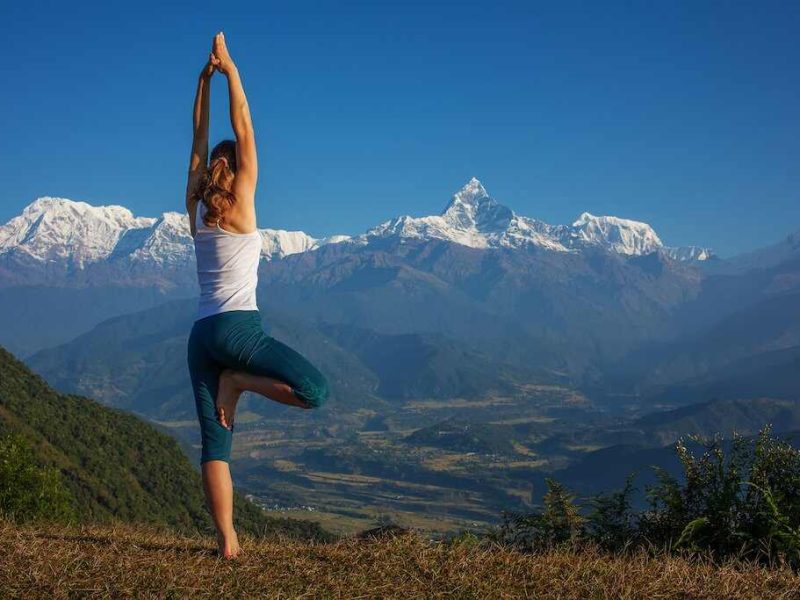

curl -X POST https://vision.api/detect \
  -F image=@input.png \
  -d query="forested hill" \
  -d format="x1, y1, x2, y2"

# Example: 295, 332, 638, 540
0, 346, 328, 540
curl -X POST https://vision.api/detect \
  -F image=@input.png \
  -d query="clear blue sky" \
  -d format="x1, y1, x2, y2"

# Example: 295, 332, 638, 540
2, 1, 799, 256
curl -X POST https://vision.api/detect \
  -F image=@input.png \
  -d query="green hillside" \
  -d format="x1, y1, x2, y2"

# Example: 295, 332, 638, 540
0, 346, 329, 540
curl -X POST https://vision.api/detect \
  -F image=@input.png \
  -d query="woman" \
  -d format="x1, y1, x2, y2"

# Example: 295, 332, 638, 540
185, 32, 329, 559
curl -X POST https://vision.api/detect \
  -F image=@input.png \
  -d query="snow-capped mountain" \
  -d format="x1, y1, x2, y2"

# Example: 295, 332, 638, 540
261, 230, 351, 261
362, 177, 712, 259
0, 197, 155, 267
0, 179, 712, 280
363, 178, 567, 251
566, 212, 663, 255
110, 211, 193, 266
0, 196, 349, 269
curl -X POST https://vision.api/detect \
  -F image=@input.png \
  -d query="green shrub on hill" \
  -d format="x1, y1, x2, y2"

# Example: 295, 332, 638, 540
0, 433, 75, 523
493, 427, 800, 566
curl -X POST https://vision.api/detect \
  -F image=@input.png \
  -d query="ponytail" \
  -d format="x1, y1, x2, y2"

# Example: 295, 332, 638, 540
199, 140, 238, 227
200, 156, 236, 227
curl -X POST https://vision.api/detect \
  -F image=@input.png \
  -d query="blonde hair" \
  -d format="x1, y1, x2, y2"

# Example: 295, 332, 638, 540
199, 139, 237, 226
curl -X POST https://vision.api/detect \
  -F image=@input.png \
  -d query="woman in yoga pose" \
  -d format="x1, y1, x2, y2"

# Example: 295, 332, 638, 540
185, 32, 329, 559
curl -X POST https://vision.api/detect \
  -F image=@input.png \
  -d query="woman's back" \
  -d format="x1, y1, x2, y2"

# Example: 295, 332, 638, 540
193, 201, 262, 321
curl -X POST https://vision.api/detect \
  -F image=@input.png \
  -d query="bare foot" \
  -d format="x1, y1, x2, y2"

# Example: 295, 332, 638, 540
216, 369, 242, 430
216, 530, 241, 559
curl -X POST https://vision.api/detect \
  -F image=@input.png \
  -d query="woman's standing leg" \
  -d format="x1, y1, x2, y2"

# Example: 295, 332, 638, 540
187, 323, 241, 558
202, 461, 239, 558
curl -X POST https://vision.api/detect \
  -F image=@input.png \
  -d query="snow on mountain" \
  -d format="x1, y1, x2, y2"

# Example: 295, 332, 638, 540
566, 212, 663, 255
112, 212, 195, 266
660, 245, 715, 262
0, 197, 351, 269
363, 178, 569, 252
0, 197, 155, 267
1, 181, 712, 273
261, 230, 350, 260
439, 178, 516, 235
363, 177, 711, 259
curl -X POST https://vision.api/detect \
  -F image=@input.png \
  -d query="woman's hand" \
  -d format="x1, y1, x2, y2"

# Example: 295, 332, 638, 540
201, 53, 216, 80
210, 31, 236, 75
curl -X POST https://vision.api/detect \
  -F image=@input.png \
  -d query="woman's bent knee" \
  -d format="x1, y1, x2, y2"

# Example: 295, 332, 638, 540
297, 376, 329, 409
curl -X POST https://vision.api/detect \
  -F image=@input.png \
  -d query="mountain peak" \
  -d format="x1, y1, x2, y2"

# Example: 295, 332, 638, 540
22, 196, 137, 221
441, 178, 490, 214
439, 178, 514, 230
0, 196, 156, 266
570, 212, 663, 255
453, 177, 488, 204
23, 196, 74, 216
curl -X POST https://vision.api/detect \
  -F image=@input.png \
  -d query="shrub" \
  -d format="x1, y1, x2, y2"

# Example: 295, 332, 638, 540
493, 427, 800, 567
0, 434, 76, 523
586, 474, 638, 551
491, 478, 585, 552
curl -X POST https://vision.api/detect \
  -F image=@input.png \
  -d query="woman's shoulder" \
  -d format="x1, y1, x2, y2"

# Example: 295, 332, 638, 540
226, 197, 257, 232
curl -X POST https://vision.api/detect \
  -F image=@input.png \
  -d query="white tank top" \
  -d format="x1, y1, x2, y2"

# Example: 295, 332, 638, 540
193, 201, 262, 321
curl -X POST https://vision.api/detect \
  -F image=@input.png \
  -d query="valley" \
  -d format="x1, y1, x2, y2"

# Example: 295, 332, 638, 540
158, 385, 604, 534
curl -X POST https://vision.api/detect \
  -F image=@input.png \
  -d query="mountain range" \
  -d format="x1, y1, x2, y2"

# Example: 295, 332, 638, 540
0, 178, 713, 287
0, 177, 732, 360
1, 179, 797, 383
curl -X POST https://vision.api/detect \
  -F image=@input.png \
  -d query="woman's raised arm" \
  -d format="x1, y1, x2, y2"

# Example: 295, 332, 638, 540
185, 56, 215, 218
210, 32, 258, 203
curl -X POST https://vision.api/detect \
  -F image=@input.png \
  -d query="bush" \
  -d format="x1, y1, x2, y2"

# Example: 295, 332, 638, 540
492, 427, 800, 567
0, 434, 76, 523
587, 474, 638, 551
492, 478, 585, 552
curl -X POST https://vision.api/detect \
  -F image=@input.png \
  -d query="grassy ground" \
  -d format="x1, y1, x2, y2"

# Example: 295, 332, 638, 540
3, 519, 800, 599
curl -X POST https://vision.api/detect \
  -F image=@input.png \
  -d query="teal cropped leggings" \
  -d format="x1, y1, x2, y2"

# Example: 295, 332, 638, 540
187, 309, 329, 464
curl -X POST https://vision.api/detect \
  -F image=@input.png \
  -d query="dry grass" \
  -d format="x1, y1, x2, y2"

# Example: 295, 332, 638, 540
3, 519, 800, 599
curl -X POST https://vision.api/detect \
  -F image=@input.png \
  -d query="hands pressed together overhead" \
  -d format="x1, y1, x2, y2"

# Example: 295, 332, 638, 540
202, 31, 235, 78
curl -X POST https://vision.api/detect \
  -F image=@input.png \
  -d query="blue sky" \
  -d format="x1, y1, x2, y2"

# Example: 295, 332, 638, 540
2, 1, 799, 256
